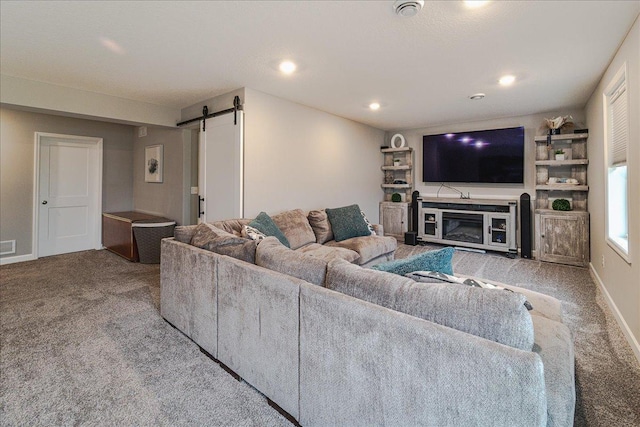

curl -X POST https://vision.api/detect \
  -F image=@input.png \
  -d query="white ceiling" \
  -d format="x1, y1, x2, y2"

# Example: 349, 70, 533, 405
1, 1, 638, 130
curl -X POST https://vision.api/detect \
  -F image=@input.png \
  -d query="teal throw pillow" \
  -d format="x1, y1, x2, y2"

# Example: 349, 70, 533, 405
371, 247, 455, 276
249, 212, 290, 248
326, 204, 372, 242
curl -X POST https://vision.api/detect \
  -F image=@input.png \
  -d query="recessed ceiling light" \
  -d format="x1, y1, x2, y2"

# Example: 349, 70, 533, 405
279, 60, 297, 75
464, 1, 489, 8
499, 75, 516, 86
469, 93, 485, 100
369, 102, 381, 110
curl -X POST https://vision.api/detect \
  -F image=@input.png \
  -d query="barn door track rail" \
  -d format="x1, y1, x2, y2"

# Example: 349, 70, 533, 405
177, 96, 242, 131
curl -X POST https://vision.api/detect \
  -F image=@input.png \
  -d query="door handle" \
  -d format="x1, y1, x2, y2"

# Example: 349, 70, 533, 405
42, 200, 48, 205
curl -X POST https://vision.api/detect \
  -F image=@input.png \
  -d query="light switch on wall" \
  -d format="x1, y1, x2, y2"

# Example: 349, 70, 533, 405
190, 187, 199, 195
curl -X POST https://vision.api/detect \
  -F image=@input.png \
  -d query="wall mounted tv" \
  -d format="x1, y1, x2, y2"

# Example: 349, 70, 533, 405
422, 126, 525, 184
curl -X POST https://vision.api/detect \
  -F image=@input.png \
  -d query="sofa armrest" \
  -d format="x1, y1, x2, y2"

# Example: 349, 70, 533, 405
160, 238, 218, 357
299, 283, 547, 427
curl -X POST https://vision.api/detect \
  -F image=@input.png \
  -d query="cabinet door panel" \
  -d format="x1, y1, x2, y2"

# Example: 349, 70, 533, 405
380, 203, 407, 238
538, 213, 588, 266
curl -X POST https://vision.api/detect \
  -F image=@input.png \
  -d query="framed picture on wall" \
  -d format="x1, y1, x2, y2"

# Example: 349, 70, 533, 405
145, 144, 163, 183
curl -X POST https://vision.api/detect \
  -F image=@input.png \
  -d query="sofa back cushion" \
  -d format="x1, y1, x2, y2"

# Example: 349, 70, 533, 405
256, 237, 328, 286
326, 259, 534, 351
271, 209, 317, 250
308, 209, 334, 244
190, 223, 257, 264
211, 218, 251, 236
174, 225, 198, 243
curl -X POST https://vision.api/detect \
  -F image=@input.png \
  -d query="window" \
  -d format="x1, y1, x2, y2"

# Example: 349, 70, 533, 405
604, 64, 630, 260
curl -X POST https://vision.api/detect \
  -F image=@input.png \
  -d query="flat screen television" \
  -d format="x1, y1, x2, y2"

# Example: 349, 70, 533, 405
422, 126, 525, 184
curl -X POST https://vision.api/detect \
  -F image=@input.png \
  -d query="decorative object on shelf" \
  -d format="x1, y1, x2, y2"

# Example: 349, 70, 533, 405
391, 193, 402, 202
384, 171, 394, 184
545, 115, 573, 134
555, 149, 565, 161
393, 158, 401, 166
552, 198, 572, 211
390, 133, 406, 148
145, 144, 163, 183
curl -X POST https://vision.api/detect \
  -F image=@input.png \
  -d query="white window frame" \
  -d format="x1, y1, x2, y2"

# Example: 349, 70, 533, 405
603, 63, 631, 263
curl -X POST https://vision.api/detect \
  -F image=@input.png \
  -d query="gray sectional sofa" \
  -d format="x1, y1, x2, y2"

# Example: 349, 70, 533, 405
160, 209, 575, 427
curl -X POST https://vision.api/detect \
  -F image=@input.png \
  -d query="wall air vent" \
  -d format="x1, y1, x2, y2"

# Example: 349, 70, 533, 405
0, 240, 16, 255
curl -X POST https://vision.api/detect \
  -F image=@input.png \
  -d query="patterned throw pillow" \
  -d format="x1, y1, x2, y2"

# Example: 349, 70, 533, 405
361, 210, 376, 235
248, 212, 290, 248
326, 204, 372, 242
242, 225, 267, 241
371, 247, 455, 276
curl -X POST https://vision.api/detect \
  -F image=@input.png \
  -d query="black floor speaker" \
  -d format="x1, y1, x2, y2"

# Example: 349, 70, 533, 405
404, 232, 417, 246
520, 193, 532, 259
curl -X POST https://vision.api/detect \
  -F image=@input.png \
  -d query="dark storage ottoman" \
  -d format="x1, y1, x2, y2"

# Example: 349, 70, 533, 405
132, 219, 176, 264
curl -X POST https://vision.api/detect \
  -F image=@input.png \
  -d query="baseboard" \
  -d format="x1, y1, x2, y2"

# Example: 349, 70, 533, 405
589, 263, 640, 364
0, 253, 36, 265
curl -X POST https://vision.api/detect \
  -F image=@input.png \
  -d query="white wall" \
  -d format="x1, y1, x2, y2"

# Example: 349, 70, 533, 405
1, 75, 180, 128
586, 16, 640, 359
243, 88, 385, 220
0, 107, 135, 259
387, 109, 586, 201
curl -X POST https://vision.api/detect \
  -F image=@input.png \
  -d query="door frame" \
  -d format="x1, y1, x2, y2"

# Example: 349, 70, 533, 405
32, 132, 103, 259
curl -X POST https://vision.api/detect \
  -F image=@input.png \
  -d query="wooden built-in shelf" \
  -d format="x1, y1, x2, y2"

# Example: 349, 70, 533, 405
381, 165, 411, 171
382, 184, 412, 189
535, 184, 589, 191
535, 159, 589, 166
381, 147, 412, 153
534, 133, 589, 143
534, 209, 589, 215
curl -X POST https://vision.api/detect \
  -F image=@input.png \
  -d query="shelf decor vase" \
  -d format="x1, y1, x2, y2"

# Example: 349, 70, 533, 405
555, 154, 565, 161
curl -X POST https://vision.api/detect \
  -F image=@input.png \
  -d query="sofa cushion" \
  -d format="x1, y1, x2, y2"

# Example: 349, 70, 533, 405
326, 204, 372, 242
326, 235, 397, 266
190, 223, 257, 263
249, 212, 290, 248
256, 237, 328, 286
296, 243, 360, 264
211, 218, 251, 236
326, 258, 535, 351
308, 209, 334, 244
272, 209, 317, 250
371, 247, 455, 276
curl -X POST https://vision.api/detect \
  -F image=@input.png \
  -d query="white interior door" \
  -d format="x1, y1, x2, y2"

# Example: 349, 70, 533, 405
37, 134, 102, 257
198, 111, 244, 222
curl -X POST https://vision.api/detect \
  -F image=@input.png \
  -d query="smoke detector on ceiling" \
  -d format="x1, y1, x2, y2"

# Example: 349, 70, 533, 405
394, 0, 424, 17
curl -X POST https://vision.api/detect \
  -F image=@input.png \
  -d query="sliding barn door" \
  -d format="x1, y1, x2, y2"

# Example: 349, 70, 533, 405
198, 111, 244, 222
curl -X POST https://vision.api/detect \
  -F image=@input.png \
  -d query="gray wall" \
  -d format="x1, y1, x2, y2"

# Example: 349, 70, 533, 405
243, 88, 385, 220
0, 107, 134, 258
132, 126, 193, 225
585, 16, 639, 355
